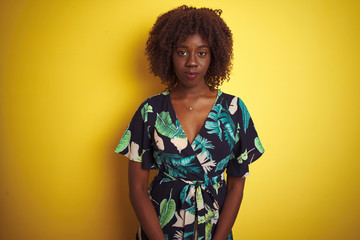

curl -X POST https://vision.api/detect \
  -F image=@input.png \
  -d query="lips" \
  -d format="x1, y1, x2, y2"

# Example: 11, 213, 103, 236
185, 72, 199, 80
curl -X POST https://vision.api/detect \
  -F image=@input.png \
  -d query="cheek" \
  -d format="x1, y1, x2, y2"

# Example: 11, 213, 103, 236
172, 60, 182, 77
173, 58, 180, 66
203, 58, 211, 71
172, 62, 180, 73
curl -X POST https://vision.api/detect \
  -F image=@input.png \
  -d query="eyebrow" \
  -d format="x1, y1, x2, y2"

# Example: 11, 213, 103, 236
176, 45, 210, 49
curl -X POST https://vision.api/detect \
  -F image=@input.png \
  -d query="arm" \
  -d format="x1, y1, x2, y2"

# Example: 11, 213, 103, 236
128, 160, 166, 240
213, 175, 246, 240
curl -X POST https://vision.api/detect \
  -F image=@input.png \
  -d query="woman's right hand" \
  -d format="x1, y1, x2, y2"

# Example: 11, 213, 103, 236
128, 160, 166, 240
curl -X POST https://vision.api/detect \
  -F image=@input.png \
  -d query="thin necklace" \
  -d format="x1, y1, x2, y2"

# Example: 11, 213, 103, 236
172, 89, 218, 111
181, 98, 200, 111
181, 90, 219, 110
182, 102, 195, 111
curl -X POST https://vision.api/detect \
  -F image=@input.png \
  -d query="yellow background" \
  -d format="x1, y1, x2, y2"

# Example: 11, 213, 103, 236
1, 0, 359, 239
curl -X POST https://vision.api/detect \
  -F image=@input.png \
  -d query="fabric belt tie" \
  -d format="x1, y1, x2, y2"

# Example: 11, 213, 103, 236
156, 172, 225, 240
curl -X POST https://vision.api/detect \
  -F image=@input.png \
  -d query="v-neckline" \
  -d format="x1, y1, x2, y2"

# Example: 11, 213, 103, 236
168, 89, 222, 146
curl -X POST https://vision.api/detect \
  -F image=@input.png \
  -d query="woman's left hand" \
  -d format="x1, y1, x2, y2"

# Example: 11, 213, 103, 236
212, 175, 246, 240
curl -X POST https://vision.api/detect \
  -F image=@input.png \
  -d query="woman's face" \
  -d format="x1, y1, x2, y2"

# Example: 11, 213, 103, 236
172, 34, 211, 89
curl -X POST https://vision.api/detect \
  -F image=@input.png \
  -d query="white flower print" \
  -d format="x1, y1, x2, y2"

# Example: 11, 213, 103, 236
154, 129, 164, 150
229, 96, 238, 115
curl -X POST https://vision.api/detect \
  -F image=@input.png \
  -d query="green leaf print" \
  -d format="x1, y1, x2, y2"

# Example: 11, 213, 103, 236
239, 98, 250, 132
180, 185, 191, 205
159, 189, 176, 228
173, 120, 187, 139
192, 135, 214, 158
238, 149, 248, 164
196, 186, 204, 208
215, 155, 231, 172
205, 120, 222, 139
176, 164, 201, 177
213, 182, 221, 194
141, 103, 153, 122
205, 103, 236, 148
198, 204, 216, 224
219, 110, 235, 130
235, 123, 240, 144
166, 166, 186, 178
115, 129, 131, 153
223, 121, 236, 148
184, 232, 193, 239
254, 137, 264, 153
187, 205, 196, 215
205, 221, 213, 240
170, 155, 196, 167
163, 172, 176, 180
155, 112, 175, 137
153, 152, 200, 178
155, 111, 186, 139
205, 104, 222, 139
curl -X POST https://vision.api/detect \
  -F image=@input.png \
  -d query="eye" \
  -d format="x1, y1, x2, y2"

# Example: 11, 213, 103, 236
177, 50, 187, 56
198, 51, 208, 57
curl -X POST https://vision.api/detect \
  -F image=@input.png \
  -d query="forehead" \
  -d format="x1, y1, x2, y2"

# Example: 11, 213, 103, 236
175, 34, 210, 47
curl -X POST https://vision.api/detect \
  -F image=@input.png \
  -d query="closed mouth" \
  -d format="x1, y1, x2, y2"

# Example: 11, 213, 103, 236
185, 72, 199, 79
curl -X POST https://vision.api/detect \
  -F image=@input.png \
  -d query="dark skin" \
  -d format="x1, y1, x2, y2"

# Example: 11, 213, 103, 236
128, 34, 245, 240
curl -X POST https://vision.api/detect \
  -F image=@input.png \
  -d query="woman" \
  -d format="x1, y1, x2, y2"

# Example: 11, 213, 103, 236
115, 5, 265, 240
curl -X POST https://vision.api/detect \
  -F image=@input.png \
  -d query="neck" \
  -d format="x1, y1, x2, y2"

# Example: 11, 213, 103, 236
171, 84, 215, 99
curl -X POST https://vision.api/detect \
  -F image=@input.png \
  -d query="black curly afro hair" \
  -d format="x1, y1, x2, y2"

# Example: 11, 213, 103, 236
145, 5, 233, 91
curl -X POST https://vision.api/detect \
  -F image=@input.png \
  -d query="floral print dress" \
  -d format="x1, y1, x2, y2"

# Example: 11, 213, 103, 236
115, 90, 264, 240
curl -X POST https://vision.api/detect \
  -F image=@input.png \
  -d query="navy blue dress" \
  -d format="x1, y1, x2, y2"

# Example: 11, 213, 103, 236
115, 90, 264, 240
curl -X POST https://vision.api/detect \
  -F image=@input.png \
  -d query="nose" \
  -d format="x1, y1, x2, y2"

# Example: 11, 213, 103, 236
185, 53, 198, 67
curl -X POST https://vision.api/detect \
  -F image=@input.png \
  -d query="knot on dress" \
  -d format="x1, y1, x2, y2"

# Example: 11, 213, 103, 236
157, 171, 225, 239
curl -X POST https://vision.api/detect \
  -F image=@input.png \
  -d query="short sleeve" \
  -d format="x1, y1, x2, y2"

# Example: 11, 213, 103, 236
226, 98, 265, 177
114, 100, 157, 170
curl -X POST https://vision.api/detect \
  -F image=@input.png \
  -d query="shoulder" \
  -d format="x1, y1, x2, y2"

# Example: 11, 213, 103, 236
147, 91, 169, 103
133, 92, 169, 124
217, 91, 247, 107
217, 91, 250, 119
137, 91, 169, 108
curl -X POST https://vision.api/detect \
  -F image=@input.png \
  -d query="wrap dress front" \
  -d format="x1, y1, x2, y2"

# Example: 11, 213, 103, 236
115, 90, 264, 240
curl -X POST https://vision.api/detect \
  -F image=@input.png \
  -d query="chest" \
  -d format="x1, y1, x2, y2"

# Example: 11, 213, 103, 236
171, 99, 214, 145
